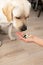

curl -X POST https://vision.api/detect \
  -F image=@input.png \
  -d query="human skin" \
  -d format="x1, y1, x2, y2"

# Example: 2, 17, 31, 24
16, 32, 43, 46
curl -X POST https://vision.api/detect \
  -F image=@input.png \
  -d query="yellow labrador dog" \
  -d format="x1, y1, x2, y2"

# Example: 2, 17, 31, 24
0, 0, 31, 40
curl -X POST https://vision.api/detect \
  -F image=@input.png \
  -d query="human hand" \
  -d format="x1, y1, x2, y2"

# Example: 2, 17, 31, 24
16, 32, 34, 42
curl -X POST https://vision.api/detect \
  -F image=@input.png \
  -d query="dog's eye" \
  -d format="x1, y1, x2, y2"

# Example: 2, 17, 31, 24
25, 16, 29, 19
16, 17, 21, 19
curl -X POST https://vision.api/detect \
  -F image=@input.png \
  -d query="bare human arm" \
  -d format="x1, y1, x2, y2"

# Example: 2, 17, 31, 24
16, 32, 43, 46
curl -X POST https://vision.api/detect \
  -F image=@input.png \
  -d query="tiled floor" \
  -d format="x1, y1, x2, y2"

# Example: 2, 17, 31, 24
0, 10, 43, 65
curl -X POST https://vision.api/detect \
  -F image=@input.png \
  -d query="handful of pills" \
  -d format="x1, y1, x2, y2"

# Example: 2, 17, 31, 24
23, 34, 29, 38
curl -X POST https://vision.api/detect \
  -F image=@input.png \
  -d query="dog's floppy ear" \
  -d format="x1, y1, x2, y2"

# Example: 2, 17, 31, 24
2, 4, 14, 22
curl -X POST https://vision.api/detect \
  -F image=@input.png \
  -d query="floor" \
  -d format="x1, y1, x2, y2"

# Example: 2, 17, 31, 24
0, 10, 43, 65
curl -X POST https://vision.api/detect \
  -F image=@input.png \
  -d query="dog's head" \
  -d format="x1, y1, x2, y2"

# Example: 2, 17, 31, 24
12, 7, 27, 31
2, 0, 31, 32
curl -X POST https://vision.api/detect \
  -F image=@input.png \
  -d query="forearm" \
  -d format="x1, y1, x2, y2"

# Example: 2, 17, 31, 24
33, 36, 43, 46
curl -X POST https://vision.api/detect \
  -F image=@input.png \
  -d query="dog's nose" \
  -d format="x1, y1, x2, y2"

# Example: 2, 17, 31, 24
21, 25, 27, 31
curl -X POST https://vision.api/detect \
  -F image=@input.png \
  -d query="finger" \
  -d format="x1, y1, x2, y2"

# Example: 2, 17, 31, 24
17, 34, 28, 42
16, 32, 27, 41
20, 37, 28, 42
16, 32, 23, 36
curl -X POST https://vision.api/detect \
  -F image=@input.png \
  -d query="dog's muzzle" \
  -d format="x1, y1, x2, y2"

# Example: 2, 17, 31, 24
20, 24, 27, 31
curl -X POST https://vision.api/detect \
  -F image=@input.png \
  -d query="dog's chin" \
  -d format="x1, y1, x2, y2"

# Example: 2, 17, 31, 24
14, 25, 27, 33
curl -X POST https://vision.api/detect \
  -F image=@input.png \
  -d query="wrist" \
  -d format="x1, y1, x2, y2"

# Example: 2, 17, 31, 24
28, 35, 37, 42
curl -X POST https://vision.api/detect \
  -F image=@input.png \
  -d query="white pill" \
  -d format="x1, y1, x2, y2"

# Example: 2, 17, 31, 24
23, 34, 29, 38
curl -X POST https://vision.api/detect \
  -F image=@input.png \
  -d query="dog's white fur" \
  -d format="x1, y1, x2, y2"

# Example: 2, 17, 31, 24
0, 0, 31, 40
